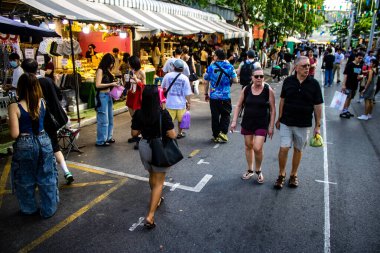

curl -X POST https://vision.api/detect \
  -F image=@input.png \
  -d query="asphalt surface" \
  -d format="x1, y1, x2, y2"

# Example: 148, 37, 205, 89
1, 61, 380, 253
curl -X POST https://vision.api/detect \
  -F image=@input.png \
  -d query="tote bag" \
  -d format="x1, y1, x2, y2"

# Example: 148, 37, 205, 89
329, 91, 347, 111
150, 112, 183, 167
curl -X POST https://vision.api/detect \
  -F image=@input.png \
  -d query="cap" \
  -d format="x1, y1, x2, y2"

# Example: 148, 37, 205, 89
172, 59, 184, 70
247, 50, 255, 58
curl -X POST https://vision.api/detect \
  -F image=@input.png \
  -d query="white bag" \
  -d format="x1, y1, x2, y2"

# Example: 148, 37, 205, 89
330, 91, 347, 111
193, 80, 200, 95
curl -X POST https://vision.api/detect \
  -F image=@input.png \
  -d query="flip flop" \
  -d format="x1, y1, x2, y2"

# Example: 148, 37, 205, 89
157, 197, 164, 208
177, 132, 186, 139
144, 221, 156, 229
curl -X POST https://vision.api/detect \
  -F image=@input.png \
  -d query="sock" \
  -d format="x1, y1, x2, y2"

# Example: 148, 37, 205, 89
342, 108, 348, 113
59, 161, 70, 174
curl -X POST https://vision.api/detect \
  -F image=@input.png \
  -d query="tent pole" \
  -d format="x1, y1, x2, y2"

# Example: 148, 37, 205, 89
68, 19, 81, 126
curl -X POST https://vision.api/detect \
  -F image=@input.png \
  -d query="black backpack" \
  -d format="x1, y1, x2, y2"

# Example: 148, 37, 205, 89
240, 60, 255, 86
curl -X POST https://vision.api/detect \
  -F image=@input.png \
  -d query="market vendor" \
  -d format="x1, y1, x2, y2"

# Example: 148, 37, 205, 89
85, 44, 97, 62
44, 55, 55, 81
3, 53, 23, 93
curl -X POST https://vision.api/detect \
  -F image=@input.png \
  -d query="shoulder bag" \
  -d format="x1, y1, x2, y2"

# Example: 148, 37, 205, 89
150, 111, 184, 167
214, 62, 233, 87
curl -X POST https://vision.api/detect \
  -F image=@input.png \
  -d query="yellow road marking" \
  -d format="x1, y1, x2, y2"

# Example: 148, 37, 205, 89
67, 163, 121, 179
67, 163, 107, 175
19, 178, 127, 253
60, 180, 116, 188
188, 149, 200, 158
0, 157, 11, 208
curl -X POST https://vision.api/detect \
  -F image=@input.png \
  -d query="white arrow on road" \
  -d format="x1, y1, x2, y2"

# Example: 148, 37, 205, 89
197, 159, 209, 165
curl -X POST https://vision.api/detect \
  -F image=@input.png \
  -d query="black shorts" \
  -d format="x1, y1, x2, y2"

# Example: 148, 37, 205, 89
345, 87, 357, 99
45, 128, 60, 153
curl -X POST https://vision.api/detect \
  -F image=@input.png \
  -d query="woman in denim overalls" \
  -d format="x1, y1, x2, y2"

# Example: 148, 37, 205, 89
8, 73, 58, 218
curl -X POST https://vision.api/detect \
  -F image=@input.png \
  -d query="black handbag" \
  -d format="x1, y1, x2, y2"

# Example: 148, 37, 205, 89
189, 72, 198, 82
150, 111, 183, 167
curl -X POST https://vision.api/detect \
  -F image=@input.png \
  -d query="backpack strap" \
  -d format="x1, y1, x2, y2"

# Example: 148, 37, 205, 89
164, 73, 181, 97
214, 61, 232, 87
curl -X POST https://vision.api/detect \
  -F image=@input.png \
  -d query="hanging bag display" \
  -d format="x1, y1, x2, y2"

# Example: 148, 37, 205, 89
150, 111, 183, 167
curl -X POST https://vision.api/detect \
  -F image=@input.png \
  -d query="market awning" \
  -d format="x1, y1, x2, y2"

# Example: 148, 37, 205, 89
0, 16, 60, 37
19, 0, 249, 38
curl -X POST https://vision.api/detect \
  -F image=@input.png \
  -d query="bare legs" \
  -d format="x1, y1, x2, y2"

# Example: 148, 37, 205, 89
278, 147, 302, 176
145, 172, 166, 225
364, 99, 374, 115
244, 135, 265, 172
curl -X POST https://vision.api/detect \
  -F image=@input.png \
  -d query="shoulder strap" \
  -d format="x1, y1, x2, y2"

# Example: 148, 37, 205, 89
243, 84, 251, 105
165, 73, 181, 97
214, 62, 231, 88
264, 83, 270, 102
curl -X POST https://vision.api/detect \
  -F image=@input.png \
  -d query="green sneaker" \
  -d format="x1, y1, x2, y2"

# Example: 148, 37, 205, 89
218, 132, 228, 143
64, 172, 74, 185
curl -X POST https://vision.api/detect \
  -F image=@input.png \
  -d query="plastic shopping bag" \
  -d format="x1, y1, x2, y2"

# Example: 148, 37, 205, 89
193, 80, 200, 95
310, 133, 324, 147
180, 111, 191, 129
110, 85, 125, 100
329, 91, 347, 111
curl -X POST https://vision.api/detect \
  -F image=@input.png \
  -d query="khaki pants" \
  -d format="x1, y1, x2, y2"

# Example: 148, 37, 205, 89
333, 63, 341, 82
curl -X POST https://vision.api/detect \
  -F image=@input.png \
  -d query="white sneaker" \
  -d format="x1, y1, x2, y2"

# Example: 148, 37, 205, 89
367, 114, 372, 119
357, 115, 369, 120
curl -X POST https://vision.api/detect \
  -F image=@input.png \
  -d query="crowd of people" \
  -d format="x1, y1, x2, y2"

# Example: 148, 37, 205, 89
6, 38, 379, 229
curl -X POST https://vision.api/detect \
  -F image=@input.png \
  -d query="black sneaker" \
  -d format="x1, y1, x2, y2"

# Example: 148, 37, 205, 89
347, 111, 354, 117
339, 112, 350, 119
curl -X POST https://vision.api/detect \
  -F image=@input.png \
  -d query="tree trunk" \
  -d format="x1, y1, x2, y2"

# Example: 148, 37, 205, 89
239, 0, 250, 50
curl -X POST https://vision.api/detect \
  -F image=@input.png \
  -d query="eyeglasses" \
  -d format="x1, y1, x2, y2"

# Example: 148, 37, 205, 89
299, 64, 310, 69
254, 75, 264, 79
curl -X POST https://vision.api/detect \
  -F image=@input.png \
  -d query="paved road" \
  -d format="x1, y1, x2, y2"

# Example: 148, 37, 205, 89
1, 62, 379, 253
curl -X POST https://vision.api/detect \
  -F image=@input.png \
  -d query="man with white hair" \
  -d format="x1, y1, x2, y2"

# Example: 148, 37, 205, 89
274, 56, 323, 189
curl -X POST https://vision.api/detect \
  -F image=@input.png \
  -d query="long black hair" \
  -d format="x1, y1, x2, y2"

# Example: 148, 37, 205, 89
141, 85, 160, 127
128, 55, 141, 71
97, 53, 115, 73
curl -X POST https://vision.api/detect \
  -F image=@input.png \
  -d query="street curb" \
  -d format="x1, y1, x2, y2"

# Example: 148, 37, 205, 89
70, 107, 129, 129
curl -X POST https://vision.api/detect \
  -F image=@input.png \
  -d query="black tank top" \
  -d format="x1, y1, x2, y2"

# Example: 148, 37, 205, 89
241, 85, 270, 131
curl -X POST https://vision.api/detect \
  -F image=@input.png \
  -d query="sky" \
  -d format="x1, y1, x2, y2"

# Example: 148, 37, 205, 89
324, 0, 351, 11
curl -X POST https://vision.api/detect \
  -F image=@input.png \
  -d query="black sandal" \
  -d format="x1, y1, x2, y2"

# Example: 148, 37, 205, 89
144, 221, 156, 229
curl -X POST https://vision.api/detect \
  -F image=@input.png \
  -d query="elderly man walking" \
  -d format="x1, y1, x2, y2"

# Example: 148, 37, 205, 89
274, 56, 323, 188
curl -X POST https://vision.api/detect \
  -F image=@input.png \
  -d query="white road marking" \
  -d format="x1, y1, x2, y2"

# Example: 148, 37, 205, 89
315, 180, 337, 185
213, 144, 220, 149
170, 183, 180, 191
326, 142, 334, 145
129, 217, 144, 231
193, 174, 213, 192
321, 70, 331, 253
197, 159, 210, 165
67, 161, 212, 193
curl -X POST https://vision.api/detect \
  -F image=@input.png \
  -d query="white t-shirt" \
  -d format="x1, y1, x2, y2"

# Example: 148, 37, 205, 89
12, 66, 24, 88
162, 72, 192, 110
162, 58, 190, 76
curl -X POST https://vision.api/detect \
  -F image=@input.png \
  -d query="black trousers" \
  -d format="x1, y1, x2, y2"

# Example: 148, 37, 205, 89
210, 99, 232, 138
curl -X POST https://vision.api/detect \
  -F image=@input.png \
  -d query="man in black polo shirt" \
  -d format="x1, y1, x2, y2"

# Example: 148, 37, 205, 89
274, 56, 323, 188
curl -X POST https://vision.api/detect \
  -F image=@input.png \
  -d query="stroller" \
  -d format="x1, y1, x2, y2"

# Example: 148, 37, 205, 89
271, 60, 289, 81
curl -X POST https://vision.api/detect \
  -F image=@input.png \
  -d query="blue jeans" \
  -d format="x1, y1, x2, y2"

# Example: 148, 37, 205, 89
96, 92, 114, 144
325, 69, 333, 86
11, 132, 58, 218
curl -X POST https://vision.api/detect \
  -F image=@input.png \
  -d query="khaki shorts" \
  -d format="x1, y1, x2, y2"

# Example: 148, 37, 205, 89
168, 108, 186, 122
280, 123, 310, 150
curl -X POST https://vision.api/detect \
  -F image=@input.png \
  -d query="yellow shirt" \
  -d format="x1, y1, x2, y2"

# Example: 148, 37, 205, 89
200, 50, 208, 62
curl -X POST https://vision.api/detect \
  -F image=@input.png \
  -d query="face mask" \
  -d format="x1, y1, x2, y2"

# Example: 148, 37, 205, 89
10, 61, 18, 68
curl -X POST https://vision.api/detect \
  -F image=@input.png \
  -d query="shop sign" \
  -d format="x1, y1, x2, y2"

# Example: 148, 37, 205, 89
61, 58, 68, 66
25, 48, 34, 59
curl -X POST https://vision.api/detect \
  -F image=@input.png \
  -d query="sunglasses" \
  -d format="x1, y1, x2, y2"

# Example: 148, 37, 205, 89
253, 75, 264, 79
299, 64, 310, 69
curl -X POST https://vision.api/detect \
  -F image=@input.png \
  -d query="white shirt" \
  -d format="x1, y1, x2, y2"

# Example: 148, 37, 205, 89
162, 58, 190, 76
12, 66, 24, 88
237, 59, 261, 76
334, 53, 344, 64
161, 72, 192, 110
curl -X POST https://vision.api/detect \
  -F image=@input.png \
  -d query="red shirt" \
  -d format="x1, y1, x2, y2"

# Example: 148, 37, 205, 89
308, 57, 317, 76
